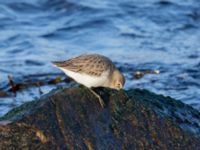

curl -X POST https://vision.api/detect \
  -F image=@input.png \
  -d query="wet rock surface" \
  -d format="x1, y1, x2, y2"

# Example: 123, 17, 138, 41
0, 87, 199, 150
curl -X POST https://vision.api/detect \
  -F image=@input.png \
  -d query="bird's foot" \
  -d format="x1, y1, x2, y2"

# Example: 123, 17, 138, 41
89, 89, 105, 108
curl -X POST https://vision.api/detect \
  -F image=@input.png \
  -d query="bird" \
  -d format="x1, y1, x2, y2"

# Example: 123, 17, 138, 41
52, 54, 125, 107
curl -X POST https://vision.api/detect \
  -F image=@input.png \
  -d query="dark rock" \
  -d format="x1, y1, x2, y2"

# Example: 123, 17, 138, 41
127, 89, 200, 136
0, 87, 199, 150
0, 90, 7, 97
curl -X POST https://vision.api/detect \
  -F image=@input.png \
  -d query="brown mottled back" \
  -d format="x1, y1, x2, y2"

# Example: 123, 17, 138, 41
52, 54, 115, 76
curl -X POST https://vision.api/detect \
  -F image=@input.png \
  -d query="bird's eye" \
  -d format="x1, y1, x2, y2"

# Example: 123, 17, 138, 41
116, 83, 121, 88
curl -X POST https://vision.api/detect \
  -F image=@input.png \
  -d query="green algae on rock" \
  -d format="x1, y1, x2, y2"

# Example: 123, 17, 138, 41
0, 87, 199, 150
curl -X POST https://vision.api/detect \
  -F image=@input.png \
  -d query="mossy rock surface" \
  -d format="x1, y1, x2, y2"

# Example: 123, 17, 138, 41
0, 87, 199, 150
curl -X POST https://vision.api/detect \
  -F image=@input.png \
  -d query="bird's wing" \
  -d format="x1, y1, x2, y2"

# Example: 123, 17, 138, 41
52, 54, 114, 76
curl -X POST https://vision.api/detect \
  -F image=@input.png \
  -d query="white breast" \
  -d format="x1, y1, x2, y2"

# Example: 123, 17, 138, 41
58, 68, 110, 88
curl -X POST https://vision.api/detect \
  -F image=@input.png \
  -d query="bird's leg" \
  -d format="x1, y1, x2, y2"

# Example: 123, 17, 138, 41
89, 88, 105, 108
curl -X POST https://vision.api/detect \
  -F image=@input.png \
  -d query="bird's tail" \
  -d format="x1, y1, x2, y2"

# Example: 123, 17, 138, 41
51, 61, 63, 67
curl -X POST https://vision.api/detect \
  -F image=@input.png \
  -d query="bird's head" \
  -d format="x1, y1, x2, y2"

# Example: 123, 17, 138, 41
110, 69, 125, 90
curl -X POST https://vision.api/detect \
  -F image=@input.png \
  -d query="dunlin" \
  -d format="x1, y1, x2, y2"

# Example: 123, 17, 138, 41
52, 54, 125, 107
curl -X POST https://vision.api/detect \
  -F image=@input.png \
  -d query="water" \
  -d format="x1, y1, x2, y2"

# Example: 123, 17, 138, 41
0, 0, 200, 116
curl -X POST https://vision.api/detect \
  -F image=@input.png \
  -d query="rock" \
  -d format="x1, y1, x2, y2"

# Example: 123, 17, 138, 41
127, 89, 200, 137
0, 87, 199, 150
0, 90, 7, 97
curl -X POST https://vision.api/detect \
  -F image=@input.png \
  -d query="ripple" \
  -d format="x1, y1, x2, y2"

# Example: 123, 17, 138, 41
154, 1, 177, 6
187, 10, 200, 21
41, 19, 110, 39
40, 0, 95, 12
7, 2, 42, 14
121, 33, 146, 39
25, 60, 44, 66
60, 19, 109, 31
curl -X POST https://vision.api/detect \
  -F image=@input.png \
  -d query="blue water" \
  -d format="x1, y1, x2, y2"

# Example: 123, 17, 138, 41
0, 0, 200, 116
